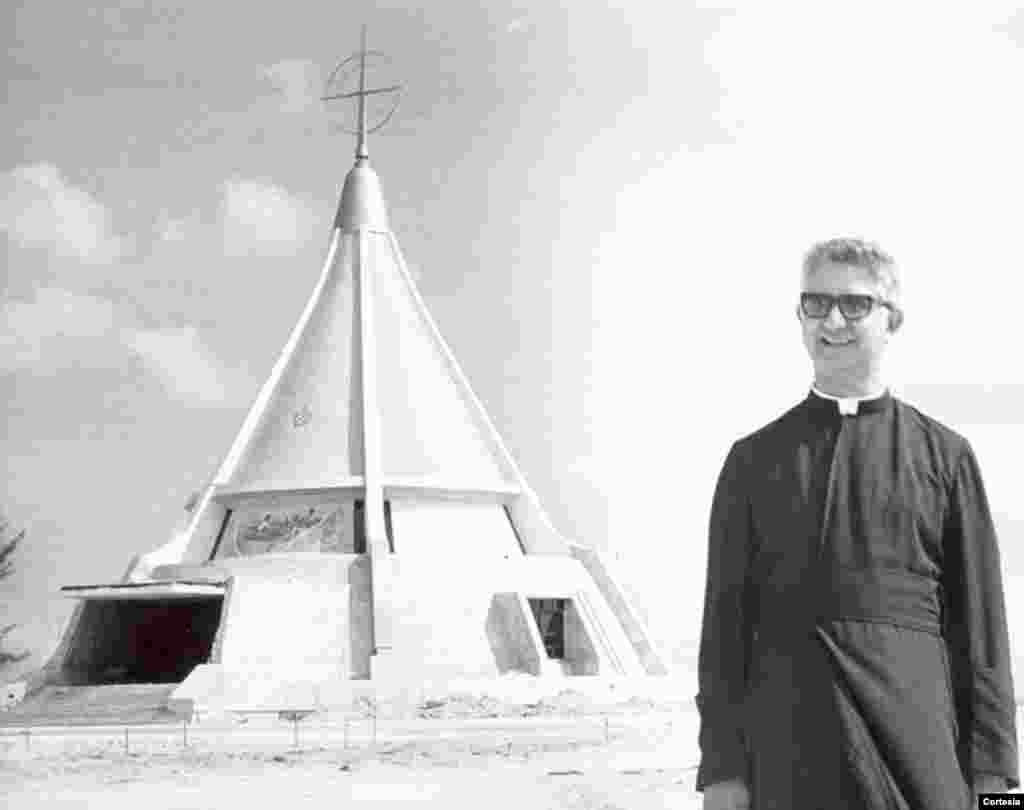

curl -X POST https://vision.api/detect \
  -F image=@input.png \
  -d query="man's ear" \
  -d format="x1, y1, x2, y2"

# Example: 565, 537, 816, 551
888, 308, 904, 332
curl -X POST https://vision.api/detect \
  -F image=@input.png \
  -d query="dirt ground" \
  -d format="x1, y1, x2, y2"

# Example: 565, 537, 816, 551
1, 742, 700, 809
0, 700, 702, 809
4, 695, 1021, 808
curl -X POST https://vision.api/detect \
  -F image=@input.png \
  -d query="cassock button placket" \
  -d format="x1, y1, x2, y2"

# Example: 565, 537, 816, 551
813, 402, 851, 635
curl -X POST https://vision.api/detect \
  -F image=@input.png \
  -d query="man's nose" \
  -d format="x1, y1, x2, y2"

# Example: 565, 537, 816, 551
824, 303, 847, 329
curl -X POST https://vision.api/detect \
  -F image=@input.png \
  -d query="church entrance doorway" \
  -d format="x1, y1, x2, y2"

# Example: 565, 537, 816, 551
62, 596, 224, 685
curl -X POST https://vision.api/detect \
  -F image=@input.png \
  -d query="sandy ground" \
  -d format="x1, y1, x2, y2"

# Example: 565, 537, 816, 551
4, 698, 1023, 809
0, 705, 702, 809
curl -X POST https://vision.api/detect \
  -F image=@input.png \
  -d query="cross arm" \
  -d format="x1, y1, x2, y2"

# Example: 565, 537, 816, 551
322, 85, 402, 102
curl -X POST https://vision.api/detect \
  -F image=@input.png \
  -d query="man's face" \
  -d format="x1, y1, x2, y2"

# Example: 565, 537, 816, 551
799, 261, 897, 388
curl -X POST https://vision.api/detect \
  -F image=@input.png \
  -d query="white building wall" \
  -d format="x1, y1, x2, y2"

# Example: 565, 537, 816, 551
388, 500, 523, 560
215, 555, 360, 680
367, 501, 642, 682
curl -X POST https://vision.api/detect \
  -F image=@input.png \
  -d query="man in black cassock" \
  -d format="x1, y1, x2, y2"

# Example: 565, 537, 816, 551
696, 239, 1019, 810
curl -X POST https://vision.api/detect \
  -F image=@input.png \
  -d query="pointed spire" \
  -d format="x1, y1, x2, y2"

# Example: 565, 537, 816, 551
322, 28, 402, 231
335, 158, 389, 232
356, 25, 369, 162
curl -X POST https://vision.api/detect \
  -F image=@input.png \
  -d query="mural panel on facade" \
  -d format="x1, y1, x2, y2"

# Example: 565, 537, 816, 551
217, 503, 357, 557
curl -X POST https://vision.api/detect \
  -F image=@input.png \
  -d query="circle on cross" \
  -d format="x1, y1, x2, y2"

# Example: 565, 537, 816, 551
322, 28, 402, 159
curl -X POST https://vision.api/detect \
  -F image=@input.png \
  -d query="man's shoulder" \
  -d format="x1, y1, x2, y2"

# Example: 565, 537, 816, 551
891, 396, 971, 457
733, 399, 813, 449
729, 395, 971, 459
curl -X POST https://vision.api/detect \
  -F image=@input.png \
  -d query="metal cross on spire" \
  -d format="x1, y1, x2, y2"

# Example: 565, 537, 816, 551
322, 26, 403, 162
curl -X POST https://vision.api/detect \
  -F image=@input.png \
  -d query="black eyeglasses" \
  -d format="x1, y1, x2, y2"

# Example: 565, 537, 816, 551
799, 292, 895, 321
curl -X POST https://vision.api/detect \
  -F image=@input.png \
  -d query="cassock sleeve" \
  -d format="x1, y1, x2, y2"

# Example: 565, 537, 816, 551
696, 440, 753, 790
942, 441, 1019, 788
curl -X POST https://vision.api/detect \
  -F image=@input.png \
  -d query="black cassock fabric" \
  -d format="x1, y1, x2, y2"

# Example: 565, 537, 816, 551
696, 391, 1019, 809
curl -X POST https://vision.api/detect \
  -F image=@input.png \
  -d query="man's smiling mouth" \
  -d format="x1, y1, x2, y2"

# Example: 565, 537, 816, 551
821, 336, 855, 346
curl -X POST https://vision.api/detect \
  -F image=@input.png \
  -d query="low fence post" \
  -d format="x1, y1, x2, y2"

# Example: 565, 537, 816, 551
278, 710, 315, 751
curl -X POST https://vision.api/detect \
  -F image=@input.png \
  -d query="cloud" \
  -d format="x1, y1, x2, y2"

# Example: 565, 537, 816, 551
0, 286, 236, 407
220, 178, 319, 257
154, 211, 195, 244
124, 325, 233, 407
0, 287, 119, 372
0, 163, 128, 263
264, 59, 322, 114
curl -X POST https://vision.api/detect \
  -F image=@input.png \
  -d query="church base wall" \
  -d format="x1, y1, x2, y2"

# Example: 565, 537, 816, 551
487, 593, 543, 675
215, 554, 367, 679
356, 548, 644, 683
35, 504, 665, 719
164, 545, 661, 716
569, 546, 669, 676
170, 669, 682, 720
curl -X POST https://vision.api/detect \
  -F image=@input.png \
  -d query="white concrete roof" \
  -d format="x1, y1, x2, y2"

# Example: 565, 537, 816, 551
139, 152, 570, 574
61, 582, 226, 600
214, 157, 518, 498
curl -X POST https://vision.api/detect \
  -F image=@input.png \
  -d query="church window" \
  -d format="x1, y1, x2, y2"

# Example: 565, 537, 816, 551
351, 500, 395, 553
503, 506, 526, 555
384, 500, 394, 552
353, 501, 365, 554
528, 598, 568, 659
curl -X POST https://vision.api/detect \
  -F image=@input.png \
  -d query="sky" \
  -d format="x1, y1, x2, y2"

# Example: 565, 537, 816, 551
3, 1, 1024, 685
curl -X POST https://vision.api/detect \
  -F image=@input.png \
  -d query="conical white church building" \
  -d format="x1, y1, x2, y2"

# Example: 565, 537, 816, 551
10, 78, 666, 721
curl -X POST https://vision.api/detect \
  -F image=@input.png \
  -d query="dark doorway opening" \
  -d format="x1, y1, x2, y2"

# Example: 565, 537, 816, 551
529, 598, 567, 659
63, 597, 223, 685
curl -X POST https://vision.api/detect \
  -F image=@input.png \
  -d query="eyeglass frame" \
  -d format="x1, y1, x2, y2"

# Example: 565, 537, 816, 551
799, 292, 897, 322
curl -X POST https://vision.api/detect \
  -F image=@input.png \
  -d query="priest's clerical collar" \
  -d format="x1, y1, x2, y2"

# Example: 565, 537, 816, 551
809, 385, 890, 416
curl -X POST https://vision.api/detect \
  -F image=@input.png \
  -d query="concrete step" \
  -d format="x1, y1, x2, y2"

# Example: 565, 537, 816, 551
0, 683, 181, 727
